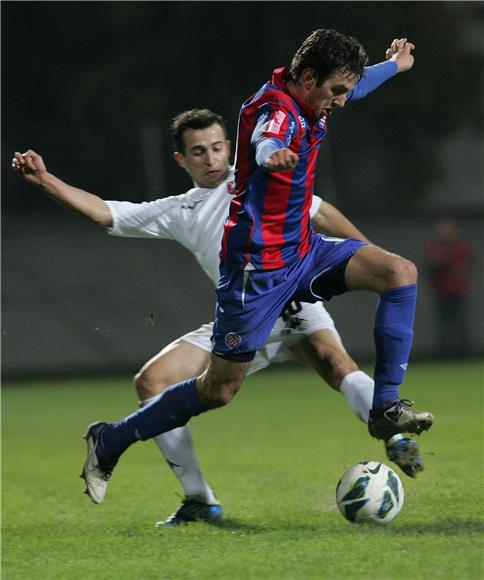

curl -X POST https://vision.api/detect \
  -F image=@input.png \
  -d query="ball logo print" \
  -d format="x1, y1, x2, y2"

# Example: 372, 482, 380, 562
224, 332, 242, 349
336, 461, 404, 525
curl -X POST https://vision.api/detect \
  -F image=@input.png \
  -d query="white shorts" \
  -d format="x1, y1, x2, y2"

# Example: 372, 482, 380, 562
180, 301, 341, 375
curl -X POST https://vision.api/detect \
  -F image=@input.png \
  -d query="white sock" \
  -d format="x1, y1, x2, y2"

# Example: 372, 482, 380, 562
140, 396, 217, 504
339, 370, 374, 424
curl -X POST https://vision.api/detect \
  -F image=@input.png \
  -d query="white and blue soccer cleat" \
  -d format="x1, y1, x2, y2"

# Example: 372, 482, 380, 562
385, 434, 424, 478
80, 421, 118, 504
155, 499, 223, 527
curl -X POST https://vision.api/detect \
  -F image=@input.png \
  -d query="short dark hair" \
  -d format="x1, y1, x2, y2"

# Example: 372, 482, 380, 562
289, 28, 368, 85
170, 109, 227, 153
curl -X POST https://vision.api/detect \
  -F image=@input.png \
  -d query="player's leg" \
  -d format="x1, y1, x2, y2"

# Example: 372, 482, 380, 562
135, 338, 211, 401
289, 329, 371, 421
81, 263, 296, 504
134, 337, 225, 524
343, 243, 433, 439
81, 351, 250, 504
289, 328, 423, 477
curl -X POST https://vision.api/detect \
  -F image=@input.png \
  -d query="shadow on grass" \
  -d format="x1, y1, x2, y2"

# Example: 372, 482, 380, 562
390, 518, 484, 536
213, 518, 269, 534
214, 518, 329, 535
207, 517, 484, 537
199, 518, 484, 536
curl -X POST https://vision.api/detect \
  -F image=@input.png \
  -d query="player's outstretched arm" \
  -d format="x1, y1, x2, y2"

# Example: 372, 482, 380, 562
348, 37, 415, 101
311, 201, 369, 242
11, 150, 113, 227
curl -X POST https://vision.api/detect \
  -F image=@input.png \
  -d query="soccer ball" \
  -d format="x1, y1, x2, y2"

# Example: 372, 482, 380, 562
336, 461, 404, 525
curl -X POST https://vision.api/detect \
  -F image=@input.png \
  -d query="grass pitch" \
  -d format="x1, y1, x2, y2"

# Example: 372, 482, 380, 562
2, 361, 483, 579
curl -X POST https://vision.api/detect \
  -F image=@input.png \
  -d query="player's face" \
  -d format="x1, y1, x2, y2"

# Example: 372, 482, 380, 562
305, 69, 358, 117
174, 123, 231, 188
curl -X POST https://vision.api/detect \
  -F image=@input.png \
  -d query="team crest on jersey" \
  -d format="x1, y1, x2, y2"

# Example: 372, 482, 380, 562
224, 332, 242, 349
227, 179, 236, 194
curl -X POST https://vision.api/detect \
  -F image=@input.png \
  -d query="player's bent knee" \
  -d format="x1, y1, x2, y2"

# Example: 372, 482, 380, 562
134, 368, 168, 401
199, 379, 241, 409
388, 256, 418, 288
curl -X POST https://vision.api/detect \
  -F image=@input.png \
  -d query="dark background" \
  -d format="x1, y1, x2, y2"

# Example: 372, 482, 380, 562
2, 1, 483, 378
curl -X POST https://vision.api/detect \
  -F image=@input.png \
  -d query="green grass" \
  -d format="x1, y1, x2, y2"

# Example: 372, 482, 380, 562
2, 361, 483, 579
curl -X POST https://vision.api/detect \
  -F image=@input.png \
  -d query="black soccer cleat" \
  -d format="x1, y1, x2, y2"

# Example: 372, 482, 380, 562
368, 399, 434, 440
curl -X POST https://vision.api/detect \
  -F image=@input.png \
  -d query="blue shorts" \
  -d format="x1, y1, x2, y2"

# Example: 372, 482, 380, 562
212, 235, 366, 361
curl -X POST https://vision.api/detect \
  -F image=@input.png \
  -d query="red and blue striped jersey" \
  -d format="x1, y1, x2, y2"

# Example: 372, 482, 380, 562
221, 67, 329, 271
220, 63, 397, 271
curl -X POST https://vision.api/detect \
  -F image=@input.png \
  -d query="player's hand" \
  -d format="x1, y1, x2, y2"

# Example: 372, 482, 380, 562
265, 148, 299, 172
11, 150, 48, 186
385, 38, 415, 73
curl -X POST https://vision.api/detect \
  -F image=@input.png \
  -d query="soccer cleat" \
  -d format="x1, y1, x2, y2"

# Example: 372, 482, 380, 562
80, 421, 118, 504
155, 499, 223, 527
368, 399, 434, 440
385, 434, 424, 478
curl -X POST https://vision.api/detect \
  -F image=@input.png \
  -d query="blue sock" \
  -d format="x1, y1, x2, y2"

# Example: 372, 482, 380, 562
100, 378, 205, 459
372, 284, 417, 410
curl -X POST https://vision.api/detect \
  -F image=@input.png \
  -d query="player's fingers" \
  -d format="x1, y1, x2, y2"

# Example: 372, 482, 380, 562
283, 152, 297, 168
22, 149, 39, 159
22, 152, 38, 171
390, 38, 400, 52
12, 152, 27, 169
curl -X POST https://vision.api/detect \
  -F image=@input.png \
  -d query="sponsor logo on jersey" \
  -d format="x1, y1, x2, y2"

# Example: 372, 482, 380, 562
265, 110, 286, 134
181, 200, 205, 210
225, 332, 242, 349
298, 116, 307, 129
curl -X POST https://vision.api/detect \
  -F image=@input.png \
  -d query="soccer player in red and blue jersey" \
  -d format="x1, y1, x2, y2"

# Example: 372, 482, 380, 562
78, 30, 434, 504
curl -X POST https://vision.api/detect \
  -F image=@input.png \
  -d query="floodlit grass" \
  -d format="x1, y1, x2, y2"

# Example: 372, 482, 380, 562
2, 361, 483, 579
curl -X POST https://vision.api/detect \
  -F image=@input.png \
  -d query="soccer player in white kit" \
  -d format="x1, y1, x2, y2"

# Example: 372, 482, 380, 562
12, 42, 424, 524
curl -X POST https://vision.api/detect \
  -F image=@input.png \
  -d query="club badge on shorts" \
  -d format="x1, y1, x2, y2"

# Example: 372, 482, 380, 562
224, 332, 242, 349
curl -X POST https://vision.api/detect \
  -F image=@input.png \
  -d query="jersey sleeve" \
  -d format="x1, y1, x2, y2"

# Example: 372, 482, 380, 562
251, 102, 298, 149
105, 197, 185, 240
347, 61, 398, 101
309, 195, 322, 218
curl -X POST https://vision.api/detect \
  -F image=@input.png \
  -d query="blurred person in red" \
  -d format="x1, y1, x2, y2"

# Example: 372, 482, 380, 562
425, 217, 473, 358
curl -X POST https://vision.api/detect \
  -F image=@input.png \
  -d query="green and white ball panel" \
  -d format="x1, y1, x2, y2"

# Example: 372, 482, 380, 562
336, 461, 404, 525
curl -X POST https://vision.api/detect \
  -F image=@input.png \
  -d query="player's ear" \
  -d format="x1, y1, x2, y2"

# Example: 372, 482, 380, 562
226, 140, 231, 156
173, 151, 186, 169
301, 68, 316, 88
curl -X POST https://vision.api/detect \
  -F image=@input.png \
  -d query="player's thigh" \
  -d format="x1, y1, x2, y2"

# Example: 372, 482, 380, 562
345, 243, 417, 293
135, 339, 211, 398
289, 329, 357, 391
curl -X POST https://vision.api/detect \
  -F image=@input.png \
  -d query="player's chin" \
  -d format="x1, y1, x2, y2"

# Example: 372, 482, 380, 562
202, 171, 225, 187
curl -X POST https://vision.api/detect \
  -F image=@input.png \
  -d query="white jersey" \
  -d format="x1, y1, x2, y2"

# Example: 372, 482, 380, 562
106, 169, 321, 286
106, 170, 342, 371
